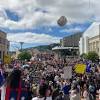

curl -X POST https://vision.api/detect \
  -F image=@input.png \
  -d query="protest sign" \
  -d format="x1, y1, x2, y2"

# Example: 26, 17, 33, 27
75, 64, 86, 74
63, 66, 72, 79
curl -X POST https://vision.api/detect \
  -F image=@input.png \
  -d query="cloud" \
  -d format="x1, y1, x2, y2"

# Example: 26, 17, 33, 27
0, 0, 99, 29
7, 32, 61, 44
0, 8, 8, 19
60, 27, 83, 33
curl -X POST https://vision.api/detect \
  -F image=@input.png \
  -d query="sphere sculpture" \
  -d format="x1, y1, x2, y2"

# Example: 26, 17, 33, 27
57, 16, 67, 26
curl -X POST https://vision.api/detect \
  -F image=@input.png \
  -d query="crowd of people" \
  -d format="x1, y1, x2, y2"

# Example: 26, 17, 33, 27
0, 54, 100, 100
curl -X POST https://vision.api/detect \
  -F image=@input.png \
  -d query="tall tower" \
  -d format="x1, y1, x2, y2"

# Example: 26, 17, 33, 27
19, 42, 24, 51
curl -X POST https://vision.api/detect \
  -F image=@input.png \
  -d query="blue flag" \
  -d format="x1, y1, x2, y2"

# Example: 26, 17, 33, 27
0, 71, 4, 86
86, 63, 91, 73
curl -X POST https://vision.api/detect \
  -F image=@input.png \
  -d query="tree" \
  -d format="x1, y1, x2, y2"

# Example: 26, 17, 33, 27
80, 53, 87, 59
18, 51, 32, 61
86, 51, 99, 62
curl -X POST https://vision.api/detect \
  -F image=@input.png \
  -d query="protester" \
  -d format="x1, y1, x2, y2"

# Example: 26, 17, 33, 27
55, 91, 64, 100
32, 83, 52, 100
99, 89, 100, 100
0, 53, 99, 100
70, 84, 81, 100
83, 84, 89, 100
88, 82, 97, 100
1, 69, 29, 100
62, 80, 71, 100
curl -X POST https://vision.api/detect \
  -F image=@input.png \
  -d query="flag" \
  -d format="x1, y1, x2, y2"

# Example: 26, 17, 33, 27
0, 69, 4, 86
86, 63, 91, 73
75, 64, 86, 74
5, 82, 28, 100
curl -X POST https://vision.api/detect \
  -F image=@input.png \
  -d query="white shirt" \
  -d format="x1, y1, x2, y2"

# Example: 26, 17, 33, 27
70, 90, 80, 100
32, 97, 52, 100
60, 73, 64, 79
99, 89, 100, 100
32, 97, 44, 100
0, 85, 6, 100
54, 75, 59, 82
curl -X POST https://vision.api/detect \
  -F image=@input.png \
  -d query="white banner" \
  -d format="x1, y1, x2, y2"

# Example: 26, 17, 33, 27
63, 66, 72, 79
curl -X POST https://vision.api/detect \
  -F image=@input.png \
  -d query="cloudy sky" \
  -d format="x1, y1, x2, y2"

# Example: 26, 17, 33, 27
0, 0, 100, 51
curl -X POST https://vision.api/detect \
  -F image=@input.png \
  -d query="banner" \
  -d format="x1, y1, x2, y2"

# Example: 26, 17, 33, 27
4, 55, 11, 64
75, 64, 86, 74
63, 66, 72, 79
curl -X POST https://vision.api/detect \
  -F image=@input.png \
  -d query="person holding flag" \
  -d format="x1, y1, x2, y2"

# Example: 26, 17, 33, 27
1, 69, 29, 100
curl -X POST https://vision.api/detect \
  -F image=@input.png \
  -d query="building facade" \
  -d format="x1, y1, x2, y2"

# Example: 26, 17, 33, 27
60, 32, 83, 47
52, 32, 83, 58
0, 30, 9, 62
79, 22, 100, 57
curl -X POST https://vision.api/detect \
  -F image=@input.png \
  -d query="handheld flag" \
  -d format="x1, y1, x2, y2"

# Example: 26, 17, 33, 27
86, 63, 91, 73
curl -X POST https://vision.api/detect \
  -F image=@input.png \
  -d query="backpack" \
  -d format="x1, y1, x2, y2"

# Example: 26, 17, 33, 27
89, 85, 95, 93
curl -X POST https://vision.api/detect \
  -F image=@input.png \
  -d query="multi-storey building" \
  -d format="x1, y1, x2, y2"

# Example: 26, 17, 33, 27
60, 32, 83, 47
52, 32, 83, 58
0, 30, 9, 62
79, 22, 100, 58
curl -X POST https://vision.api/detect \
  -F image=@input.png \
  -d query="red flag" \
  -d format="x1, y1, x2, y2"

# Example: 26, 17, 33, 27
5, 81, 28, 100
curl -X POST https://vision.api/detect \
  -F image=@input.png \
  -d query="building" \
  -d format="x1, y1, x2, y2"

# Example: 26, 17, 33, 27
0, 30, 9, 62
10, 50, 20, 60
79, 22, 100, 57
52, 32, 83, 58
61, 32, 83, 47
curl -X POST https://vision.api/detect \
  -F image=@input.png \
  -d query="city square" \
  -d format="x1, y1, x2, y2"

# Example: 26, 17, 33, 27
0, 0, 100, 100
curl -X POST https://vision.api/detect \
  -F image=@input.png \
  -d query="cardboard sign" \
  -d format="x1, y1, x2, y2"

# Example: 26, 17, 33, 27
75, 64, 86, 74
63, 66, 72, 79
4, 55, 11, 64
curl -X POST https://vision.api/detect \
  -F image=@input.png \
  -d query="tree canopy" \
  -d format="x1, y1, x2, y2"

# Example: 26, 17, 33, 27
18, 51, 32, 61
86, 51, 99, 62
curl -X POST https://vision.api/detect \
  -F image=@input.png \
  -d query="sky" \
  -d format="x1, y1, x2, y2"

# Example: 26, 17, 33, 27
0, 0, 100, 51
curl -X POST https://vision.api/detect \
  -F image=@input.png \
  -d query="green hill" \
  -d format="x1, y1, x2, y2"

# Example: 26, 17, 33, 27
24, 43, 60, 52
